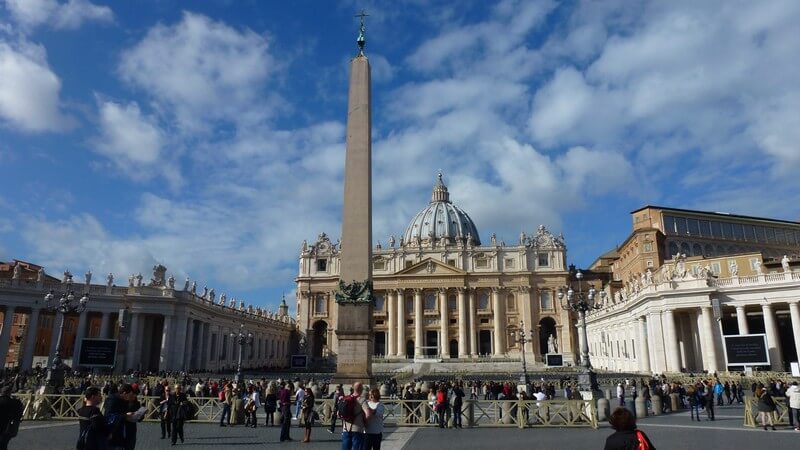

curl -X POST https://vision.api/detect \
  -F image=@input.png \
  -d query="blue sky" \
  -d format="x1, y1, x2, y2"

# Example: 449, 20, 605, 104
1, 0, 799, 314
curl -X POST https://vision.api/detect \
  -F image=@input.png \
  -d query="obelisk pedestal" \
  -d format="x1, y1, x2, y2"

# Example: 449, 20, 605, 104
333, 47, 374, 386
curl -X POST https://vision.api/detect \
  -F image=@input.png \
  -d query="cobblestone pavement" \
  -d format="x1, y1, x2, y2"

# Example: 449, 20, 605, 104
12, 404, 800, 449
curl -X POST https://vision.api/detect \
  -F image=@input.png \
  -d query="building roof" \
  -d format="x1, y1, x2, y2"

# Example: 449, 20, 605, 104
631, 205, 800, 226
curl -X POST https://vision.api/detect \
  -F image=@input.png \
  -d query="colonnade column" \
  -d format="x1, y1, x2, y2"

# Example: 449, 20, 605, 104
159, 315, 172, 371
21, 308, 40, 370
492, 288, 504, 356
663, 309, 681, 372
414, 289, 423, 358
172, 313, 187, 371
788, 301, 800, 369
647, 311, 666, 373
439, 288, 449, 358
99, 312, 111, 339
203, 322, 212, 368
396, 289, 406, 357
699, 306, 719, 373
762, 304, 783, 371
735, 305, 749, 334
125, 313, 141, 371
73, 311, 88, 360
0, 307, 16, 368
636, 317, 651, 373
184, 318, 195, 371
468, 289, 477, 357
457, 288, 468, 357
387, 290, 396, 357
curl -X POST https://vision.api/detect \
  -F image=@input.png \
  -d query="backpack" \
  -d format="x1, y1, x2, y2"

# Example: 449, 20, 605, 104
635, 430, 651, 450
75, 426, 90, 450
336, 395, 358, 422
218, 390, 226, 402
106, 413, 127, 446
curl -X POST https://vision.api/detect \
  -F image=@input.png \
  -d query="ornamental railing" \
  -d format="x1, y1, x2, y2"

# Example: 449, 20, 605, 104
12, 394, 597, 428
742, 395, 790, 427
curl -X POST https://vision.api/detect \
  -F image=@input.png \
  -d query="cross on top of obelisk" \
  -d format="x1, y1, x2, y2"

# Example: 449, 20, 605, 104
355, 9, 368, 56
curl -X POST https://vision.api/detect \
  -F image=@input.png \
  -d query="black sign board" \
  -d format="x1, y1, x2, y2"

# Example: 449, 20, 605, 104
291, 355, 308, 369
546, 353, 564, 367
77, 338, 118, 367
723, 334, 769, 366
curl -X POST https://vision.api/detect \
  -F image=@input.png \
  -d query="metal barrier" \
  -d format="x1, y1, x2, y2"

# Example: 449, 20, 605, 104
743, 396, 790, 427
12, 394, 597, 429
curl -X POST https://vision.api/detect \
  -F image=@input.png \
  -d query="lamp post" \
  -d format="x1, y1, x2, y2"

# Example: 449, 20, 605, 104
558, 268, 605, 394
517, 320, 535, 386
231, 324, 253, 385
43, 282, 89, 389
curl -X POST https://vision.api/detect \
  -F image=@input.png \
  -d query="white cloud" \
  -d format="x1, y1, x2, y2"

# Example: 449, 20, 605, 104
0, 40, 72, 131
4, 0, 113, 30
119, 11, 275, 132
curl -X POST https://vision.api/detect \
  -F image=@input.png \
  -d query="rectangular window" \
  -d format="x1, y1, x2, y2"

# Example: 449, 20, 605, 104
700, 220, 712, 237
316, 259, 328, 272
766, 227, 776, 243
721, 222, 733, 239
450, 319, 457, 324
733, 223, 745, 241
643, 242, 653, 252
749, 258, 760, 271
775, 228, 786, 245
710, 262, 721, 275
480, 318, 489, 324
373, 260, 386, 270
664, 215, 677, 234
406, 297, 414, 313
687, 218, 700, 236
447, 296, 457, 311
406, 319, 413, 325
711, 221, 722, 239
447, 259, 456, 267
538, 253, 549, 267
675, 217, 688, 235
375, 320, 385, 325
505, 258, 515, 269
540, 291, 552, 310
756, 226, 767, 243
405, 260, 413, 268
221, 335, 228, 359
646, 259, 654, 267
476, 258, 488, 268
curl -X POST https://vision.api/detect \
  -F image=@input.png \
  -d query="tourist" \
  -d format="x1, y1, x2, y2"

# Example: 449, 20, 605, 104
0, 384, 23, 450
756, 386, 777, 431
703, 380, 715, 421
278, 381, 293, 442
301, 387, 315, 443
451, 382, 464, 429
687, 383, 701, 421
604, 407, 655, 450
616, 383, 624, 407
435, 386, 449, 428
340, 382, 368, 450
168, 384, 189, 445
714, 380, 724, 406
105, 384, 139, 450
786, 381, 800, 431
219, 383, 232, 427
329, 384, 344, 433
244, 384, 261, 428
264, 384, 277, 426
76, 386, 108, 450
294, 382, 306, 420
159, 383, 173, 438
364, 388, 385, 450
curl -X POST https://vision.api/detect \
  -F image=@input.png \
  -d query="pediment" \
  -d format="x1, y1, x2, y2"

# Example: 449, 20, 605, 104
396, 258, 466, 276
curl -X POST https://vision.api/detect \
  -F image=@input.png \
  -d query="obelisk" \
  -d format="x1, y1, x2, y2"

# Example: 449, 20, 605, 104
333, 12, 374, 385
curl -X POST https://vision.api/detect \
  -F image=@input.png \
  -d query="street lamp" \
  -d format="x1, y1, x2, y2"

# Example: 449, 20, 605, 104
231, 324, 253, 385
558, 268, 605, 394
43, 282, 89, 389
517, 320, 535, 386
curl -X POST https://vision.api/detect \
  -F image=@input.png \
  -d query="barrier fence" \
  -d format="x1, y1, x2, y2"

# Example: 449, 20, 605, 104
742, 396, 791, 427
12, 394, 597, 429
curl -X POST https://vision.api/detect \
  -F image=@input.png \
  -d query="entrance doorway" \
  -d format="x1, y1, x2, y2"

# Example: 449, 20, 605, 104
479, 330, 492, 355
539, 317, 557, 355
374, 332, 386, 356
311, 321, 327, 358
449, 339, 458, 358
406, 340, 415, 358
425, 330, 438, 356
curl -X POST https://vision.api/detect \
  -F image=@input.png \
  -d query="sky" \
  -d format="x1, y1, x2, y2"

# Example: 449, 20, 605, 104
1, 0, 799, 314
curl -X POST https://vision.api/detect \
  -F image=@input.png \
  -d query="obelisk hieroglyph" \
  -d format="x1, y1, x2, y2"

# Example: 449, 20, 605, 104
333, 11, 374, 384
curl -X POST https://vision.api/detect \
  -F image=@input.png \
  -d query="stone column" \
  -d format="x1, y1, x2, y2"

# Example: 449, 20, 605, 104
492, 288, 504, 356
762, 303, 783, 371
172, 313, 188, 371
663, 309, 681, 372
203, 322, 212, 368
788, 301, 800, 370
637, 317, 651, 373
648, 311, 666, 373
457, 288, 468, 357
0, 306, 16, 368
126, 313, 141, 371
21, 308, 40, 370
73, 311, 88, 360
387, 290, 396, 357
735, 305, 749, 334
184, 319, 195, 371
159, 315, 172, 371
99, 312, 111, 339
414, 289, 423, 358
396, 289, 406, 357
439, 289, 449, 358
698, 306, 719, 373
468, 289, 477, 357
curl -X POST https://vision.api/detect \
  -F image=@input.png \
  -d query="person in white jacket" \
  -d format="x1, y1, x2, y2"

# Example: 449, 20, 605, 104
787, 381, 800, 431
244, 383, 262, 428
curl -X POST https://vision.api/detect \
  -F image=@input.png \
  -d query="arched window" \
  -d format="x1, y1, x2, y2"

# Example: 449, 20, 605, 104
692, 243, 703, 256
424, 292, 437, 310
447, 294, 457, 311
506, 294, 516, 311
478, 291, 489, 309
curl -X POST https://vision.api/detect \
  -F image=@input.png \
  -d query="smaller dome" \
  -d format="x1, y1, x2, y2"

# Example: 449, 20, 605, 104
402, 173, 481, 246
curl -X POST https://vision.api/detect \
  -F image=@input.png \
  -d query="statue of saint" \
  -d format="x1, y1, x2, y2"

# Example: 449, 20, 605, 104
490, 233, 497, 246
208, 288, 215, 302
37, 268, 44, 283
675, 255, 686, 279
755, 260, 764, 274
782, 255, 791, 273
301, 240, 308, 253
63, 270, 73, 284
389, 235, 396, 248
220, 293, 226, 306
201, 286, 208, 299
106, 272, 114, 287
135, 273, 143, 287
729, 260, 738, 277
190, 281, 197, 295
85, 270, 92, 286
12, 264, 21, 280
183, 277, 190, 291
519, 231, 527, 245
128, 274, 135, 287
645, 268, 653, 285
547, 334, 557, 354
167, 275, 175, 289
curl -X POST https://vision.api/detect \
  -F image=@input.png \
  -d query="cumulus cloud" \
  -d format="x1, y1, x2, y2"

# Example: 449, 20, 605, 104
4, 0, 113, 30
0, 40, 72, 131
119, 11, 275, 132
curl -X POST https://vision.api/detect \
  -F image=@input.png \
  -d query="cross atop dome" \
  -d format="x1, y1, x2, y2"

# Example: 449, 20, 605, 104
431, 171, 450, 203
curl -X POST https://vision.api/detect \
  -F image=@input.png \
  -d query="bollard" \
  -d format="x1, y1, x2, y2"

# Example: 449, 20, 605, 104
605, 388, 612, 402
323, 401, 332, 424
466, 400, 475, 428
652, 395, 662, 416
635, 396, 647, 419
624, 398, 636, 416
670, 393, 680, 411
501, 401, 513, 424
380, 383, 390, 398
233, 398, 245, 425
597, 398, 610, 422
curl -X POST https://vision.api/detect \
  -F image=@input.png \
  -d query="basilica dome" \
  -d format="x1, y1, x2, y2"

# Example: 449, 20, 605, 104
402, 173, 481, 247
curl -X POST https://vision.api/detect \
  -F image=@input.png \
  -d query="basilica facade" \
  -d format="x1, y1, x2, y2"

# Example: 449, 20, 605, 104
295, 174, 578, 366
